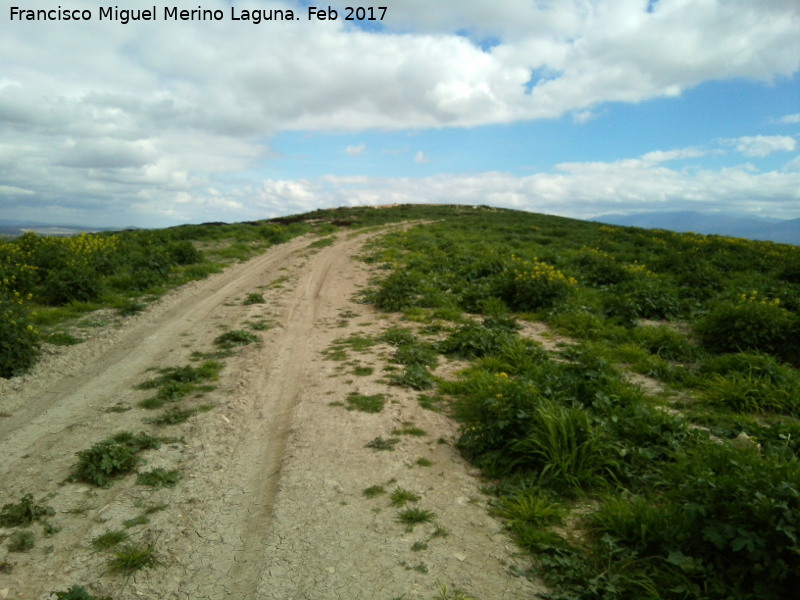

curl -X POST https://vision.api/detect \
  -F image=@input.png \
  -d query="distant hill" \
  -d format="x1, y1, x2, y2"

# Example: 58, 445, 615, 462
0, 220, 121, 237
593, 211, 800, 245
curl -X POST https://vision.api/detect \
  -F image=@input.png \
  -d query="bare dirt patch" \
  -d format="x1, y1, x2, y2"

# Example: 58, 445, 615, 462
0, 232, 544, 600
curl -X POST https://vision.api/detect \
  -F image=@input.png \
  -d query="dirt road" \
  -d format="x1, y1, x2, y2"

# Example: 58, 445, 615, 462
0, 231, 543, 600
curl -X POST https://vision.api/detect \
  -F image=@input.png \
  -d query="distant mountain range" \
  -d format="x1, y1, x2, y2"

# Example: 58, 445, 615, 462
593, 211, 800, 245
0, 220, 122, 237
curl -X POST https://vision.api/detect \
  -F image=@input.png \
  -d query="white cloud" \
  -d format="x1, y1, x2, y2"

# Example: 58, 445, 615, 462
413, 151, 428, 163
1, 0, 799, 226
731, 135, 797, 157
345, 143, 366, 156
780, 113, 800, 124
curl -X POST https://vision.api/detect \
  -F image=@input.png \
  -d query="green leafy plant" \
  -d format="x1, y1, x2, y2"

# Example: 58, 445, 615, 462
0, 494, 54, 527
73, 442, 140, 487
136, 468, 181, 488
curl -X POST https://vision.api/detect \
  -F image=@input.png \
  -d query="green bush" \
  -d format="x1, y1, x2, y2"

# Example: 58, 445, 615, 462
499, 256, 576, 311
695, 293, 799, 362
0, 283, 40, 378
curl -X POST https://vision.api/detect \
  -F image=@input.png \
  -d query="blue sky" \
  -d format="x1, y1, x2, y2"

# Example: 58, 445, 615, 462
1, 0, 799, 227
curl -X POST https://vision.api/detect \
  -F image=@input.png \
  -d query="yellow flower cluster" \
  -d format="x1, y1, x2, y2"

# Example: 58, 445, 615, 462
623, 262, 657, 279
738, 291, 781, 307
512, 257, 577, 286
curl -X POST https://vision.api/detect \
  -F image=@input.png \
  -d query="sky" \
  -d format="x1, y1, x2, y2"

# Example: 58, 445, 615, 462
1, 0, 799, 228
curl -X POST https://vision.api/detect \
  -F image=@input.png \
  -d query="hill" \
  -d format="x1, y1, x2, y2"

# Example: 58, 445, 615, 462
594, 210, 800, 244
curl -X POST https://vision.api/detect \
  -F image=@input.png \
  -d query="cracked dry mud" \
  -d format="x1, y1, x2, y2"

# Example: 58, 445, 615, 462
0, 231, 545, 600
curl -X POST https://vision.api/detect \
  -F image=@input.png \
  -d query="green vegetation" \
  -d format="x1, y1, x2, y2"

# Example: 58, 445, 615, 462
0, 494, 54, 527
396, 507, 435, 529
7, 530, 35, 552
51, 586, 112, 600
73, 431, 161, 487
136, 360, 222, 409
213, 329, 259, 349
107, 543, 161, 575
390, 488, 421, 506
91, 530, 129, 551
136, 468, 181, 488
344, 392, 387, 413
364, 436, 400, 451
357, 206, 800, 600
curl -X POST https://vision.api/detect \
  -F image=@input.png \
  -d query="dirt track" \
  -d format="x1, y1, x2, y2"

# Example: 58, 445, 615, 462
0, 231, 543, 600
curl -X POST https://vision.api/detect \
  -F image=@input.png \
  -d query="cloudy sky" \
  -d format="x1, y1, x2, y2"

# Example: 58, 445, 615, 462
1, 0, 799, 228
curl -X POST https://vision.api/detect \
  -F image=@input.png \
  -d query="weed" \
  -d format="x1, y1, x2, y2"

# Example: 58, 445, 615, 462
214, 329, 259, 349
43, 521, 61, 537
146, 405, 211, 426
433, 586, 479, 600
122, 515, 149, 528
352, 365, 374, 376
365, 437, 400, 451
390, 488, 421, 507
73, 442, 140, 487
392, 424, 427, 436
91, 530, 129, 551
248, 319, 271, 331
397, 507, 435, 528
7, 530, 35, 552
107, 544, 161, 575
136, 468, 181, 488
0, 494, 54, 527
243, 292, 265, 305
51, 585, 112, 600
362, 485, 386, 499
344, 392, 386, 413
415, 457, 434, 467
390, 364, 435, 390
0, 559, 13, 573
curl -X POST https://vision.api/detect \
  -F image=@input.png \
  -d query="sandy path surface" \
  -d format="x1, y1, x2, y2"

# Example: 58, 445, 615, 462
0, 231, 544, 600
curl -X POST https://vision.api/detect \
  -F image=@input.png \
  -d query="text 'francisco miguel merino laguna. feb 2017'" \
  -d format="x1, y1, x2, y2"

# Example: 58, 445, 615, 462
8, 5, 388, 24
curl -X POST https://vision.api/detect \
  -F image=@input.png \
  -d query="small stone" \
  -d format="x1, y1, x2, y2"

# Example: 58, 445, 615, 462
326, 566, 335, 574
454, 552, 467, 562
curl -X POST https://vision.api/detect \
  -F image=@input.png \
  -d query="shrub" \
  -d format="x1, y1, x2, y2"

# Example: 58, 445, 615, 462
695, 293, 799, 362
0, 494, 54, 527
499, 256, 576, 311
0, 278, 40, 378
73, 441, 141, 487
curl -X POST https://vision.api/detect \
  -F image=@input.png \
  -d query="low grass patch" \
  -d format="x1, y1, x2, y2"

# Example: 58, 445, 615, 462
91, 530, 129, 551
396, 507, 435, 529
365, 437, 399, 451
344, 392, 386, 413
107, 544, 161, 575
213, 329, 259, 349
390, 488, 420, 506
362, 485, 386, 499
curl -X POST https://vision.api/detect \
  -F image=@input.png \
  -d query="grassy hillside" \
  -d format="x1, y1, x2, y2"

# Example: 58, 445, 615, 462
2, 204, 799, 599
